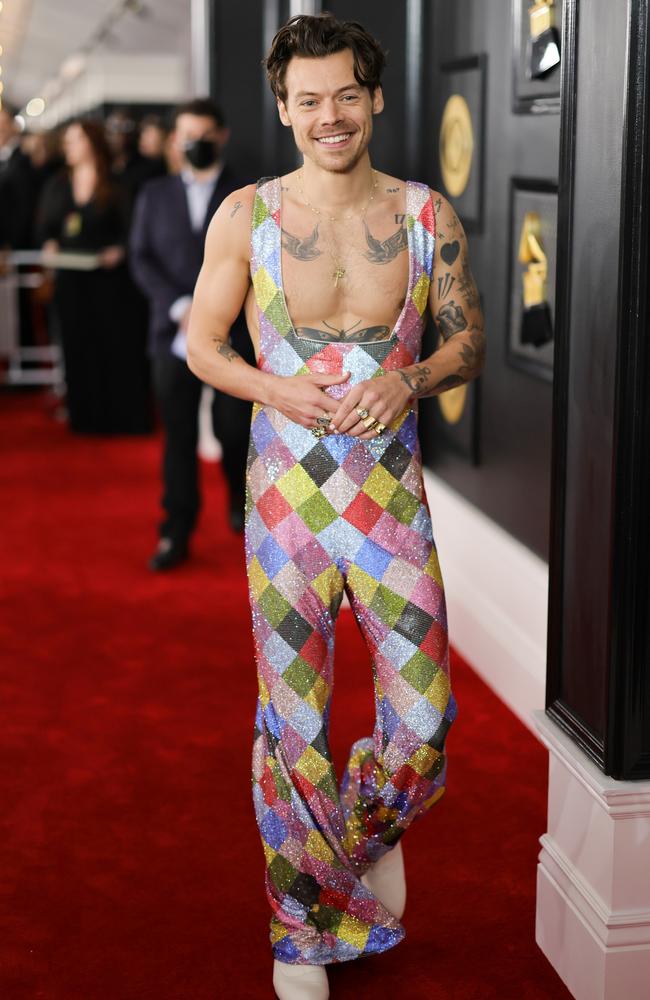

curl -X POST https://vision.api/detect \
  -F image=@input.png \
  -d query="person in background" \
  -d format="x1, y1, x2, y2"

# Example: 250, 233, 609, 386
23, 129, 64, 214
0, 104, 36, 251
137, 115, 169, 176
106, 108, 166, 220
130, 98, 253, 572
0, 105, 38, 352
37, 119, 152, 434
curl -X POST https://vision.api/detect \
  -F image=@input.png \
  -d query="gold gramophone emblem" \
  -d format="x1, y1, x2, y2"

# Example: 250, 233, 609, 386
439, 94, 474, 198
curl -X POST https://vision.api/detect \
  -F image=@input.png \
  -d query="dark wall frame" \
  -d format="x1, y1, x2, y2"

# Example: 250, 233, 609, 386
546, 0, 650, 779
511, 0, 563, 114
505, 175, 558, 383
606, 0, 650, 779
437, 53, 488, 235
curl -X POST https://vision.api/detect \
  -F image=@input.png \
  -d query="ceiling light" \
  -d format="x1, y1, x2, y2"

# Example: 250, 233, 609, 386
26, 97, 46, 117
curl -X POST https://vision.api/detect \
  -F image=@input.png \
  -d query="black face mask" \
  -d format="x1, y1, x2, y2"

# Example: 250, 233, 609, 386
184, 138, 219, 170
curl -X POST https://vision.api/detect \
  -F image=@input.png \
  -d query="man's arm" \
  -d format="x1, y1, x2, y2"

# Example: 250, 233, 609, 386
330, 192, 485, 438
185, 187, 268, 401
395, 191, 485, 398
186, 188, 349, 418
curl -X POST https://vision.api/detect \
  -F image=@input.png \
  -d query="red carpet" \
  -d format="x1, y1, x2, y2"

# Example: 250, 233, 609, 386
0, 392, 570, 1000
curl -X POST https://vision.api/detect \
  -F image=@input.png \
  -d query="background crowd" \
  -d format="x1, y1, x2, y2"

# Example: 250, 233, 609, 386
0, 100, 252, 569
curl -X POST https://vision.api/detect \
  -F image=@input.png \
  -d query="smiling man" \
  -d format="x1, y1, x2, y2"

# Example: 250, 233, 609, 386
186, 13, 485, 999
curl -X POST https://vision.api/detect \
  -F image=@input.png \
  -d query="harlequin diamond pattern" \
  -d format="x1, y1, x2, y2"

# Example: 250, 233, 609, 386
246, 176, 457, 966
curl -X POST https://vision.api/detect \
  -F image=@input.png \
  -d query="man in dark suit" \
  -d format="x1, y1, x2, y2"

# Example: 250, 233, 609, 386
130, 98, 253, 571
0, 105, 36, 251
0, 105, 38, 353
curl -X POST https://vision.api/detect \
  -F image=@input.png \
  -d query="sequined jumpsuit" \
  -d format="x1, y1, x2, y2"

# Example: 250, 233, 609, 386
246, 176, 457, 965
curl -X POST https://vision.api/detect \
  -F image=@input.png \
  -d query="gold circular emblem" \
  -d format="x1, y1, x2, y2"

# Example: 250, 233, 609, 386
438, 384, 468, 425
439, 94, 474, 197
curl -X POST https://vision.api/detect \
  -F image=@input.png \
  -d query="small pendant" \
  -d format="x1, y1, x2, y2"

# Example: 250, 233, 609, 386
333, 266, 345, 287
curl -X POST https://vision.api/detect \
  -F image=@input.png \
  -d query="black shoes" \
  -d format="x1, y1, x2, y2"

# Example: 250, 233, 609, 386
148, 537, 188, 572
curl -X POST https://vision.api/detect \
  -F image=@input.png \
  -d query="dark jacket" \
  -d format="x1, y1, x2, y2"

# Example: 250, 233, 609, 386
129, 165, 249, 358
0, 146, 37, 249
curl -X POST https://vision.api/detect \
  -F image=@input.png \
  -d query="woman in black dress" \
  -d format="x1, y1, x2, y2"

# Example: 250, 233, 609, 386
37, 119, 152, 434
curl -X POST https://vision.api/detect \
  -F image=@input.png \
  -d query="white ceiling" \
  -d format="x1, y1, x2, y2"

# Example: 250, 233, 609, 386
0, 0, 192, 110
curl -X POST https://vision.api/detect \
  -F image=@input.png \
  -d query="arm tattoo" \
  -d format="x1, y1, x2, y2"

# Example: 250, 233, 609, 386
394, 213, 406, 225
281, 225, 322, 261
295, 320, 391, 344
397, 329, 485, 397
396, 364, 431, 396
436, 300, 468, 340
437, 273, 455, 300
230, 201, 242, 218
386, 186, 401, 192
363, 221, 409, 264
213, 339, 242, 363
431, 329, 486, 392
457, 252, 480, 309
440, 240, 460, 265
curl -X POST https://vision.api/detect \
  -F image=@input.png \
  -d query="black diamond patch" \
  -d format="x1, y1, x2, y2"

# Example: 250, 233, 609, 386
428, 716, 452, 753
379, 438, 412, 481
276, 608, 314, 652
289, 872, 322, 906
311, 726, 330, 758
393, 601, 434, 646
300, 443, 339, 487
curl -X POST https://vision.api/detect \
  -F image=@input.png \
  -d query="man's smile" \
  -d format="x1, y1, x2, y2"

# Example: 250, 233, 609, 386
315, 132, 354, 146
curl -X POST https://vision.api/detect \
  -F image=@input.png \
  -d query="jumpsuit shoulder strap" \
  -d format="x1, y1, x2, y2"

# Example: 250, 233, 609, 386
405, 180, 437, 282
250, 176, 282, 281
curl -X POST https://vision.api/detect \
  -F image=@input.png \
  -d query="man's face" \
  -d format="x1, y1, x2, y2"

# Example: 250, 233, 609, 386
172, 114, 228, 167
277, 49, 383, 174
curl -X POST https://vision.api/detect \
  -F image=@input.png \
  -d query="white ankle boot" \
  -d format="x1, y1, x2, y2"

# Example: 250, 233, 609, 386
360, 841, 406, 919
273, 959, 329, 1000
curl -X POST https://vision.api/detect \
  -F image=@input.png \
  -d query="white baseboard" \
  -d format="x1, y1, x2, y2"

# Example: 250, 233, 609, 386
423, 470, 549, 734
535, 713, 650, 1000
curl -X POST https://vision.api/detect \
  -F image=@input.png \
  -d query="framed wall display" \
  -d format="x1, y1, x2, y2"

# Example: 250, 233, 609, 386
418, 315, 482, 467
512, 0, 563, 113
433, 376, 482, 466
506, 176, 558, 381
437, 54, 487, 234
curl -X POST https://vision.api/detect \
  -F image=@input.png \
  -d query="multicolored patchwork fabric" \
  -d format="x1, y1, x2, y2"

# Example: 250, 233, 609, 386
245, 176, 457, 966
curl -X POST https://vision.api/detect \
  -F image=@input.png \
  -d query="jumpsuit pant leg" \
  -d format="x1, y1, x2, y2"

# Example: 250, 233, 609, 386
246, 427, 456, 966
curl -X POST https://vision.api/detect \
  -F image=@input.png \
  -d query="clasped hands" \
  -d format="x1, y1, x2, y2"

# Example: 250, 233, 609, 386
267, 370, 412, 440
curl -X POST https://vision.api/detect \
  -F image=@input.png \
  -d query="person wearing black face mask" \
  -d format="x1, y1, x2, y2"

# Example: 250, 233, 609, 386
183, 137, 220, 171
130, 98, 253, 570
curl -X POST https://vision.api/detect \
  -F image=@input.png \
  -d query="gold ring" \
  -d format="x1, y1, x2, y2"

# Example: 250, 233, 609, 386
375, 423, 386, 435
311, 425, 326, 438
315, 415, 330, 427
356, 407, 369, 420
363, 415, 377, 430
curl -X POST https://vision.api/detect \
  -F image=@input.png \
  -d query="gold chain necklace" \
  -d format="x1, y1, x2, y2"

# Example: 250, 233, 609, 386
296, 168, 379, 286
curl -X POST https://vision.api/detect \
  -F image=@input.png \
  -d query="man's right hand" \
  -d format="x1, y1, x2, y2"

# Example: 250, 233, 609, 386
266, 371, 350, 429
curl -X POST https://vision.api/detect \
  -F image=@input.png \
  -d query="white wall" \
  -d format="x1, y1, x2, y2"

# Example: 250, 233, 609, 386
423, 470, 549, 734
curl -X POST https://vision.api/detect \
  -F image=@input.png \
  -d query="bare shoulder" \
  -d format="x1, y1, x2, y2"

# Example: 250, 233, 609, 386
427, 189, 467, 239
205, 183, 257, 261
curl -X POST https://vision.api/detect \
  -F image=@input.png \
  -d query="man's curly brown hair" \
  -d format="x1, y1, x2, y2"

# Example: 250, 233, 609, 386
265, 12, 387, 104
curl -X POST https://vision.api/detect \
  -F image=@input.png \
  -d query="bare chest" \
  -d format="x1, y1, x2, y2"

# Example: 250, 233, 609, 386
279, 203, 411, 341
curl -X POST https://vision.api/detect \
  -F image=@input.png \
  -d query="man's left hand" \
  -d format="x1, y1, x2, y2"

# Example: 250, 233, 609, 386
329, 371, 412, 439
